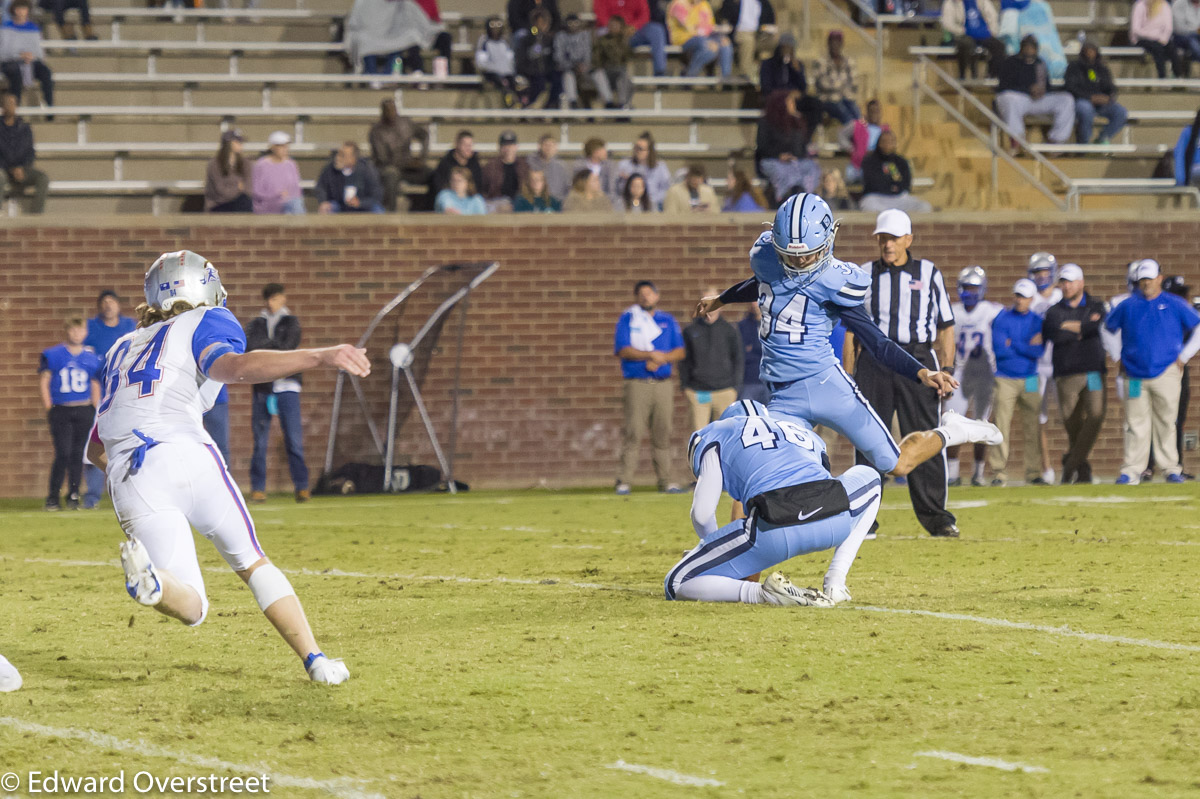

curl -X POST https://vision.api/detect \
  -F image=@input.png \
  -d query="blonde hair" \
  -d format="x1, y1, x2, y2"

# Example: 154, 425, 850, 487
136, 300, 197, 328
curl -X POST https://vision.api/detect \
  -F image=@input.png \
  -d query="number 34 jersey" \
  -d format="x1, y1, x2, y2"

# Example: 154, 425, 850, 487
96, 306, 246, 468
748, 231, 871, 384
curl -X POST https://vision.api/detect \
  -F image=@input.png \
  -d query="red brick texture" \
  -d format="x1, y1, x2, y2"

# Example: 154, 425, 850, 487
2, 214, 1197, 498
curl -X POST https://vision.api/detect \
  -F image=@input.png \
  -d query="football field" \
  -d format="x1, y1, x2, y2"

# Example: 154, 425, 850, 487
1, 483, 1199, 798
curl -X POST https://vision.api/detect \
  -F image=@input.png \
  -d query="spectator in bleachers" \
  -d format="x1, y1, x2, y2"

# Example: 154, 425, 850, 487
555, 13, 592, 109
1132, 0, 1182, 78
616, 132, 672, 209
370, 99, 429, 213
594, 0, 669, 77
0, 0, 53, 107
813, 30, 859, 124
717, 0, 776, 81
431, 129, 483, 196
759, 33, 804, 94
573, 137, 620, 199
0, 92, 46, 213
816, 167, 855, 211
316, 141, 384, 214
563, 168, 617, 212
1175, 0, 1200, 73
344, 0, 441, 78
40, 0, 96, 41
988, 278, 1045, 486
591, 13, 634, 109
837, 97, 889, 184
251, 131, 305, 215
664, 163, 719, 212
667, 0, 733, 78
434, 166, 487, 215
1173, 107, 1200, 186
1064, 40, 1128, 145
516, 8, 561, 108
995, 35, 1075, 147
482, 129, 529, 211
204, 129, 252, 213
756, 88, 819, 201
476, 17, 520, 108
621, 173, 655, 211
858, 129, 932, 213
514, 169, 561, 212
722, 166, 767, 211
509, 0, 562, 43
527, 133, 570, 200
399, 0, 452, 76
997, 0, 1065, 79
940, 0, 1004, 79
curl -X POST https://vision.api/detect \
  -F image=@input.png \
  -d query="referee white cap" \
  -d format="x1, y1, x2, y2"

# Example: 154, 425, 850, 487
873, 208, 912, 237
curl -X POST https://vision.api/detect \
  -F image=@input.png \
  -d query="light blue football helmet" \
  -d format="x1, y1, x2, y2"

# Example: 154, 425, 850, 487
719, 399, 769, 421
771, 193, 840, 287
144, 250, 228, 312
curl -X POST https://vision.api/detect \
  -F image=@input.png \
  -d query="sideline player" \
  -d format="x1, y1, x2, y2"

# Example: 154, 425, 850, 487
664, 401, 880, 607
695, 194, 1001, 504
0, 654, 20, 691
87, 251, 370, 685
1027, 252, 1062, 483
945, 266, 1001, 487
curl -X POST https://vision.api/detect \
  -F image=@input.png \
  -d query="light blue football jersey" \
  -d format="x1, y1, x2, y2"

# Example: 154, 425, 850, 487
748, 232, 872, 383
688, 413, 830, 503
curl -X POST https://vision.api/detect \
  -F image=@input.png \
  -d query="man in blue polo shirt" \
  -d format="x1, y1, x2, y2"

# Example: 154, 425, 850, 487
1105, 258, 1200, 485
987, 278, 1045, 486
82, 289, 137, 509
614, 280, 685, 494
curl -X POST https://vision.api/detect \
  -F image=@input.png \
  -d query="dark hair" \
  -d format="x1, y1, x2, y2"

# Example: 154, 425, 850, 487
8, 0, 31, 11
763, 89, 806, 135
520, 169, 551, 204
622, 174, 651, 211
633, 280, 657, 294
97, 289, 119, 305
216, 137, 245, 178
633, 131, 659, 169
583, 137, 606, 158
449, 165, 477, 195
686, 163, 706, 180
727, 168, 767, 208
571, 168, 592, 192
262, 283, 285, 301
455, 129, 473, 144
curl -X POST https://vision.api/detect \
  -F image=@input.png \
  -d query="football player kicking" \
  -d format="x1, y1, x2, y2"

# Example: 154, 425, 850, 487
86, 251, 370, 685
696, 194, 1002, 506
665, 401, 882, 606
0, 653, 20, 691
945, 266, 1002, 487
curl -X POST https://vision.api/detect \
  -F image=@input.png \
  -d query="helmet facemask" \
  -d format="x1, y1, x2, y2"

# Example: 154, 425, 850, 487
774, 219, 840, 285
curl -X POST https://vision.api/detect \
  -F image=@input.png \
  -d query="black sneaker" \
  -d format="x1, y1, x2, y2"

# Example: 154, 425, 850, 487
1029, 477, 1049, 486
948, 477, 962, 487
44, 499, 61, 512
864, 520, 879, 540
66, 493, 81, 511
930, 524, 960, 538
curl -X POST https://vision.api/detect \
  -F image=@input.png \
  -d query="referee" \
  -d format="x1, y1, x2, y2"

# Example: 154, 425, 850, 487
844, 209, 959, 537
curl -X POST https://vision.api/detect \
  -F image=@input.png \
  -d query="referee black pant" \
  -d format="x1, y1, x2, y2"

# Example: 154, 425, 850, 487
48, 404, 94, 503
853, 343, 954, 534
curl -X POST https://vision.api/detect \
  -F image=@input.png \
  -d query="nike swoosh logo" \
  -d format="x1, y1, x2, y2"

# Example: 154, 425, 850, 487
819, 375, 833, 385
797, 507, 823, 521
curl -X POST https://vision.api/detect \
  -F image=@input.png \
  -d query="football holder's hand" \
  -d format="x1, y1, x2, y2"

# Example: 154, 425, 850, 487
919, 368, 957, 397
695, 295, 723, 318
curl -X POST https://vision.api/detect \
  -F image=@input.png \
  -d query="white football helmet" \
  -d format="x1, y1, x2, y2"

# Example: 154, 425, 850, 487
144, 250, 227, 312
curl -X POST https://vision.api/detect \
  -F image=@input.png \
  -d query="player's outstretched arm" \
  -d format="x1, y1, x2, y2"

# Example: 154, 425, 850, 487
696, 277, 757, 317
206, 345, 371, 385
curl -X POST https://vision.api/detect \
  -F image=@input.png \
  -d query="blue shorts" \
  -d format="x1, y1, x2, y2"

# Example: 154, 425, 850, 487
767, 364, 901, 472
664, 465, 882, 600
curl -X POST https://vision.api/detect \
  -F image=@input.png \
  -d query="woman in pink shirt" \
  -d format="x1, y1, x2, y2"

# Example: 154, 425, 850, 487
1131, 0, 1180, 77
252, 131, 306, 214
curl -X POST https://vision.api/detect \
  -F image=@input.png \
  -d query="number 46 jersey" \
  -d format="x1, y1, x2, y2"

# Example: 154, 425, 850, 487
96, 307, 246, 468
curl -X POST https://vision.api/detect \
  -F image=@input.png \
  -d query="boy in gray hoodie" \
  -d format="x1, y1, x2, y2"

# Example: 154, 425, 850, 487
0, 0, 53, 107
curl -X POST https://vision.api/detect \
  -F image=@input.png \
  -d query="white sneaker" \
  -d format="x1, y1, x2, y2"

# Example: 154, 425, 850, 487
1041, 468, 1055, 484
762, 572, 834, 607
119, 538, 163, 606
0, 655, 21, 692
939, 410, 1003, 446
822, 582, 853, 604
306, 654, 350, 685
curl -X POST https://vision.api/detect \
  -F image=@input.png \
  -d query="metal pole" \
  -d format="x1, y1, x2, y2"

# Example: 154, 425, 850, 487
323, 371, 345, 474
404, 368, 456, 494
382, 365, 401, 491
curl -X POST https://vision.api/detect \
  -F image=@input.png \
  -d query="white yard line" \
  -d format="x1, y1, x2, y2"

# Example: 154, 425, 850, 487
0, 717, 385, 799
606, 760, 724, 787
1031, 494, 1193, 505
915, 750, 1048, 773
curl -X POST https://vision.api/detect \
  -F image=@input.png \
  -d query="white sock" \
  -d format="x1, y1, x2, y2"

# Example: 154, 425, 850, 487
973, 460, 985, 480
947, 457, 960, 481
676, 575, 765, 604
825, 494, 882, 589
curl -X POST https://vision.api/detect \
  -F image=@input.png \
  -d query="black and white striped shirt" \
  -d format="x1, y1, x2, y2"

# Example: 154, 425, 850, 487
863, 255, 955, 344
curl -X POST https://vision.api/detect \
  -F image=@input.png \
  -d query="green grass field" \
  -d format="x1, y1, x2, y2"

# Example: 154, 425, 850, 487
2, 483, 1199, 798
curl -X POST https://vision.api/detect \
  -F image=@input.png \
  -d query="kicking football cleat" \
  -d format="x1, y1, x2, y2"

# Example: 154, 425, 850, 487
822, 582, 853, 604
0, 655, 21, 692
305, 653, 350, 685
762, 572, 834, 607
939, 410, 1004, 447
120, 538, 163, 606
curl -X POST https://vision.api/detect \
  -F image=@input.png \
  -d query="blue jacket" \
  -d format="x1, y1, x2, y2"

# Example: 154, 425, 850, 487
1173, 124, 1200, 187
1105, 290, 1200, 379
992, 307, 1044, 378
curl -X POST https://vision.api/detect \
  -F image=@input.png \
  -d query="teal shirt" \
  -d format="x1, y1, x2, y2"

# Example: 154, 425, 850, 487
434, 190, 487, 215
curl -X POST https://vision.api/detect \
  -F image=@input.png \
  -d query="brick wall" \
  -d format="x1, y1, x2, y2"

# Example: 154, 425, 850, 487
2, 213, 1197, 499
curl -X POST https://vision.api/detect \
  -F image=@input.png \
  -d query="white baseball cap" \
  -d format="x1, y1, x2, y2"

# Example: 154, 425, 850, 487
1057, 263, 1083, 282
267, 130, 291, 146
1134, 258, 1160, 280
1013, 278, 1037, 298
873, 209, 912, 237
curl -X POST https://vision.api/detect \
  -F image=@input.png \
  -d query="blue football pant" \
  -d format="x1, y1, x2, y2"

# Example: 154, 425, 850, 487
664, 465, 882, 601
767, 364, 901, 472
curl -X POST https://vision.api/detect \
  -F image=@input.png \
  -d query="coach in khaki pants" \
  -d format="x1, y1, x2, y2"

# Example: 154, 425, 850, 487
614, 280, 686, 495
987, 279, 1045, 485
1105, 259, 1200, 485
680, 287, 744, 432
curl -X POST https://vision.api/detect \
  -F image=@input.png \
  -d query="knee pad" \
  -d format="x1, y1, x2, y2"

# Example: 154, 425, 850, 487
247, 563, 296, 612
